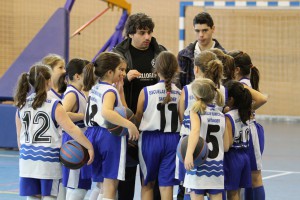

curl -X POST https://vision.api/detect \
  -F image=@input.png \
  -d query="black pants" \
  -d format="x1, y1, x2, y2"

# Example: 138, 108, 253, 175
118, 166, 137, 200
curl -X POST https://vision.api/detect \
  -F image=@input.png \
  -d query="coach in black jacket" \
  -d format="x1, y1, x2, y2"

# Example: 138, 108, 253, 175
112, 13, 166, 200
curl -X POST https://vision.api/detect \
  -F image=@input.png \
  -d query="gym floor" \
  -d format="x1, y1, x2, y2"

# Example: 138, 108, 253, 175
0, 120, 299, 200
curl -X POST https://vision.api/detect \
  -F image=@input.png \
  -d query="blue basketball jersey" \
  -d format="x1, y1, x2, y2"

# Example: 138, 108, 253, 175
139, 81, 181, 133
225, 109, 250, 149
63, 85, 87, 130
47, 88, 63, 100
184, 105, 226, 189
84, 81, 122, 127
18, 93, 62, 179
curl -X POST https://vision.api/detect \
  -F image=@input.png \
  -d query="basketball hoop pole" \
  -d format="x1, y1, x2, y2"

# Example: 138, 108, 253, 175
70, 7, 110, 39
70, 0, 131, 39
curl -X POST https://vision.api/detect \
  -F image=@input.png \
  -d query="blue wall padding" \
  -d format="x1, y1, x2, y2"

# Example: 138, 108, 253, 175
0, 104, 18, 148
0, 8, 69, 99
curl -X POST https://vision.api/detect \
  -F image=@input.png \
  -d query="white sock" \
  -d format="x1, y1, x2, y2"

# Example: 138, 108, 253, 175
102, 198, 114, 200
42, 196, 56, 200
96, 193, 104, 200
27, 197, 40, 200
89, 187, 100, 200
66, 188, 87, 200
56, 183, 66, 200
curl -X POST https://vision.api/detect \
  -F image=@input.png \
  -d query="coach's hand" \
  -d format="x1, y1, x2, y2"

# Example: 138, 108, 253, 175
127, 70, 141, 81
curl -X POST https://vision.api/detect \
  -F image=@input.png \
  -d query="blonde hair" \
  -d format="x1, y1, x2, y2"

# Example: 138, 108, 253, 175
191, 78, 224, 114
41, 54, 65, 69
194, 51, 224, 88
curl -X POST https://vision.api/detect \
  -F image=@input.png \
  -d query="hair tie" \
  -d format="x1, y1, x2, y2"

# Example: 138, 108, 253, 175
166, 91, 171, 95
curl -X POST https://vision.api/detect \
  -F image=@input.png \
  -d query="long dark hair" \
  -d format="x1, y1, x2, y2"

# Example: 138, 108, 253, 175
154, 51, 179, 105
14, 64, 52, 109
228, 50, 260, 91
83, 52, 125, 91
225, 80, 252, 124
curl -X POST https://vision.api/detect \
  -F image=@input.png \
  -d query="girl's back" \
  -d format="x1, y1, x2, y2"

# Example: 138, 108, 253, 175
85, 81, 122, 128
19, 93, 62, 179
139, 81, 181, 133
184, 105, 225, 189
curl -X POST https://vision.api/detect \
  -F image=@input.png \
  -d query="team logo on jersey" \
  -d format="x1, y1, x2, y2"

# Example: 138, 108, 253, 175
137, 73, 157, 80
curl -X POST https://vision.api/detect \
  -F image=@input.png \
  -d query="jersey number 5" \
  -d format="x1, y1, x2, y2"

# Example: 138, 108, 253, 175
206, 124, 220, 159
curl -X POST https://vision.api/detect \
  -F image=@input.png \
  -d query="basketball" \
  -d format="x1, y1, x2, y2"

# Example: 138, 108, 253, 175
105, 106, 137, 136
177, 136, 209, 167
59, 140, 89, 170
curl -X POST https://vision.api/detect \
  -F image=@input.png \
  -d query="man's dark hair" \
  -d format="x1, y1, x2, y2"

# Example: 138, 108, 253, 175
125, 13, 155, 37
193, 12, 214, 28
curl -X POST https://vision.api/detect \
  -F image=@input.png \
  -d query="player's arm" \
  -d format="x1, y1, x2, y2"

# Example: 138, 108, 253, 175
102, 91, 139, 141
15, 111, 21, 149
184, 110, 200, 171
135, 89, 145, 128
55, 103, 94, 165
178, 88, 185, 124
62, 92, 84, 122
225, 116, 234, 150
243, 85, 268, 110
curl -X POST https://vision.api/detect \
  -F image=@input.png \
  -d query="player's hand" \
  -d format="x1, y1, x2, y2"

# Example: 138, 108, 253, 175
127, 70, 141, 82
115, 76, 124, 93
184, 154, 194, 171
128, 123, 139, 141
87, 148, 94, 165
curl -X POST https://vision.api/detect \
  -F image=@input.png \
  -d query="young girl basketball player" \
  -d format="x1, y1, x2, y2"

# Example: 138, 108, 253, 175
84, 52, 139, 200
61, 58, 92, 200
135, 51, 181, 200
42, 54, 67, 100
183, 78, 230, 200
14, 63, 94, 200
177, 51, 225, 198
228, 50, 266, 200
223, 80, 253, 200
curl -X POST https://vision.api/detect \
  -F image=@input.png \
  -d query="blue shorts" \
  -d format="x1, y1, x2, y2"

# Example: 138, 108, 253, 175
61, 132, 92, 190
224, 148, 251, 190
139, 131, 180, 186
248, 121, 264, 171
20, 177, 59, 196
189, 188, 224, 195
86, 126, 126, 182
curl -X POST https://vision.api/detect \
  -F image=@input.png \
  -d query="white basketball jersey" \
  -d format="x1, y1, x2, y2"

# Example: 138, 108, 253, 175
239, 78, 251, 88
225, 109, 250, 149
215, 85, 226, 112
47, 88, 63, 100
139, 81, 181, 133
84, 81, 122, 127
184, 105, 226, 189
18, 93, 63, 179
180, 84, 226, 136
180, 84, 195, 136
63, 85, 87, 131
